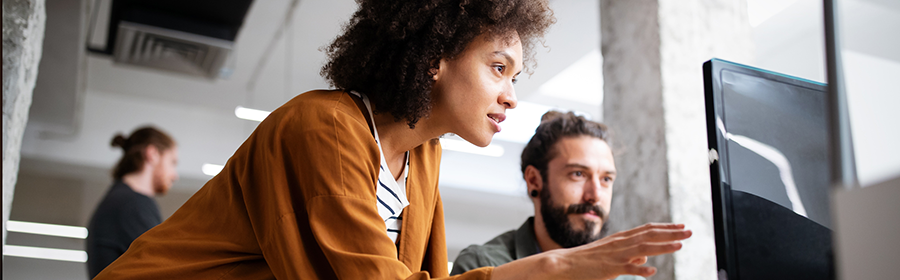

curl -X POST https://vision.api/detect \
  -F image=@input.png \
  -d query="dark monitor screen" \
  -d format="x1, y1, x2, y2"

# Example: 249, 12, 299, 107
704, 59, 835, 280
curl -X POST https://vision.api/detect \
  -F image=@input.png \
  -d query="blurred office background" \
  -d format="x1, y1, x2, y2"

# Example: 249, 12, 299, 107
2, 0, 897, 279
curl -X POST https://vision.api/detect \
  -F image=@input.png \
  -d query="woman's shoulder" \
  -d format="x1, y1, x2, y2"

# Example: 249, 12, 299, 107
268, 89, 369, 131
283, 89, 359, 116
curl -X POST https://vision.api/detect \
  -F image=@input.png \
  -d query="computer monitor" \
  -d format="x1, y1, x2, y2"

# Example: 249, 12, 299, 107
703, 58, 835, 280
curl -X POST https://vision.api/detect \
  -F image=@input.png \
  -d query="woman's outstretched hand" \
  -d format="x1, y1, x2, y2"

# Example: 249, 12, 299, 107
492, 223, 692, 280
557, 223, 692, 279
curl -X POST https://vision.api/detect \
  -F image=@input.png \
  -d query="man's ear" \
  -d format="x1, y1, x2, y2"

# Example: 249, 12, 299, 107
144, 145, 161, 164
524, 165, 543, 198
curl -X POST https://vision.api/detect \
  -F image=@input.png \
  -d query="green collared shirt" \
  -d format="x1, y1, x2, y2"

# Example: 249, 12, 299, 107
451, 217, 645, 280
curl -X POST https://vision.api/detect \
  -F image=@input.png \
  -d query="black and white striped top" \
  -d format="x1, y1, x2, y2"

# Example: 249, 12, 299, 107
351, 92, 410, 242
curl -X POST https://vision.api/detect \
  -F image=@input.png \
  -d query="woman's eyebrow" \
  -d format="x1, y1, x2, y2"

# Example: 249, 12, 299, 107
492, 51, 517, 70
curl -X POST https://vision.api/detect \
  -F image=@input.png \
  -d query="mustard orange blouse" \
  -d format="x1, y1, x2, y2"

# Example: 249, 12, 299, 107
94, 90, 493, 279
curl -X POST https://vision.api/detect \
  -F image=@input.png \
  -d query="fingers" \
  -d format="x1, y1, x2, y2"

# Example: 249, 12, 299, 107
619, 241, 684, 259
619, 265, 657, 277
636, 228, 692, 243
576, 223, 690, 279
604, 228, 692, 249
629, 256, 648, 265
600, 241, 682, 266
612, 223, 686, 239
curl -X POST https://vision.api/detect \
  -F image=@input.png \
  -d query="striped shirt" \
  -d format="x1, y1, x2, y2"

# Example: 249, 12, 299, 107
351, 92, 410, 242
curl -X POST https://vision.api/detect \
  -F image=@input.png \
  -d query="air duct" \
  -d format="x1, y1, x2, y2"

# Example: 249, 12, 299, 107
113, 21, 233, 79
95, 0, 253, 80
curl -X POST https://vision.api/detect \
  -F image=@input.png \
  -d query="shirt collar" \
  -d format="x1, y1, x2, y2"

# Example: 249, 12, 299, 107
514, 216, 541, 259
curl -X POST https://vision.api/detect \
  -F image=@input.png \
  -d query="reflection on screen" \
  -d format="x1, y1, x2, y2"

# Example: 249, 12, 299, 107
720, 69, 831, 229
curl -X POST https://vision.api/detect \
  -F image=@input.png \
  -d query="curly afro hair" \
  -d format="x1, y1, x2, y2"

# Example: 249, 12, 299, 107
321, 0, 555, 128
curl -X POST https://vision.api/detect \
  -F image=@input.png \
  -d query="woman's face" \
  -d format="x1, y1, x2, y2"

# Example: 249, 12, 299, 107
431, 32, 523, 147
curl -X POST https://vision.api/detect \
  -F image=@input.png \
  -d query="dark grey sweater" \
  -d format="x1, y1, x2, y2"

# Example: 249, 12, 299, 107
86, 181, 161, 278
451, 217, 644, 280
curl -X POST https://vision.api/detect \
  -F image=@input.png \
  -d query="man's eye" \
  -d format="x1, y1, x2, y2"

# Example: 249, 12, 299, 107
512, 77, 518, 85
572, 171, 583, 177
494, 65, 505, 73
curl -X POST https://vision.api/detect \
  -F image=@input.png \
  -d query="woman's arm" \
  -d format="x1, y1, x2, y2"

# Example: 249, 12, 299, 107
491, 223, 691, 280
245, 91, 493, 280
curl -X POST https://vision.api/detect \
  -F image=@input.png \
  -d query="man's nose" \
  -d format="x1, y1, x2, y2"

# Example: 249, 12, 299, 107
583, 177, 603, 204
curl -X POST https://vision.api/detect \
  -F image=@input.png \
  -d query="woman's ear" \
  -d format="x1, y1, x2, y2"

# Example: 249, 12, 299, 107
431, 58, 448, 81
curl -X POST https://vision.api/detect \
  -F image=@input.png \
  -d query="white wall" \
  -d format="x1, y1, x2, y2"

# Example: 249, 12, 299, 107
753, 0, 900, 187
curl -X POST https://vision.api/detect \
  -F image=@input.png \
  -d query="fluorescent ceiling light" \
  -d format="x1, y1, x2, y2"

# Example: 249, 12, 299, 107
747, 0, 799, 27
440, 138, 504, 157
3, 245, 88, 263
6, 220, 88, 239
235, 106, 270, 122
202, 163, 224, 176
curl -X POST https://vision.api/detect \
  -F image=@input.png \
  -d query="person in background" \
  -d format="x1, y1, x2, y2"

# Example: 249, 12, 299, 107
86, 126, 179, 278
94, 1, 689, 279
452, 111, 663, 280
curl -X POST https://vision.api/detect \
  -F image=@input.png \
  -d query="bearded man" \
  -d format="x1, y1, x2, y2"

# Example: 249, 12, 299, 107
451, 111, 650, 280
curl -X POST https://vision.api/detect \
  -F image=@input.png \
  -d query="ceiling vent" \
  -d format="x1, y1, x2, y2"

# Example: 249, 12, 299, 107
91, 0, 254, 80
113, 21, 233, 79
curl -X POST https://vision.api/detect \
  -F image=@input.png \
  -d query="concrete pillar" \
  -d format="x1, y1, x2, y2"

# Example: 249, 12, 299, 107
600, 0, 673, 277
3, 0, 46, 250
600, 0, 751, 279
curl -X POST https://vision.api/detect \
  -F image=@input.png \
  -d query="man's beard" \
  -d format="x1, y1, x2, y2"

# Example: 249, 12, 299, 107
540, 184, 609, 248
151, 168, 169, 195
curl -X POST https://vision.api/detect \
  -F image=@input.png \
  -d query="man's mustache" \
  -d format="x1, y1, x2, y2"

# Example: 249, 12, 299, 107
566, 203, 608, 221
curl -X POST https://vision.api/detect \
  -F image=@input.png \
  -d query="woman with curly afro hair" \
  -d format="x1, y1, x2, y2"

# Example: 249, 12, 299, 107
92, 1, 676, 280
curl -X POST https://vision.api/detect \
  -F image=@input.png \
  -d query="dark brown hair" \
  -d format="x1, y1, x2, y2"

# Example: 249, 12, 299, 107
111, 126, 175, 180
520, 111, 610, 183
321, 0, 555, 128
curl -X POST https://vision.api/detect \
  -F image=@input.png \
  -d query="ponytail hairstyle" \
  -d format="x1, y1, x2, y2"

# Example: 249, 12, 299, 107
111, 126, 175, 180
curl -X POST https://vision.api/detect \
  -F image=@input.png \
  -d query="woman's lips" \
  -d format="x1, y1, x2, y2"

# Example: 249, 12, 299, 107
487, 113, 506, 132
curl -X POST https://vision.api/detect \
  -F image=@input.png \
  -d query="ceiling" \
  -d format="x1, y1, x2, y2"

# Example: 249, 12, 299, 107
81, 0, 602, 115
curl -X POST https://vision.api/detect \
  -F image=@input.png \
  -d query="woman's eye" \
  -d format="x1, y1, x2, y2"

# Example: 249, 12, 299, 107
512, 77, 518, 85
494, 65, 505, 73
